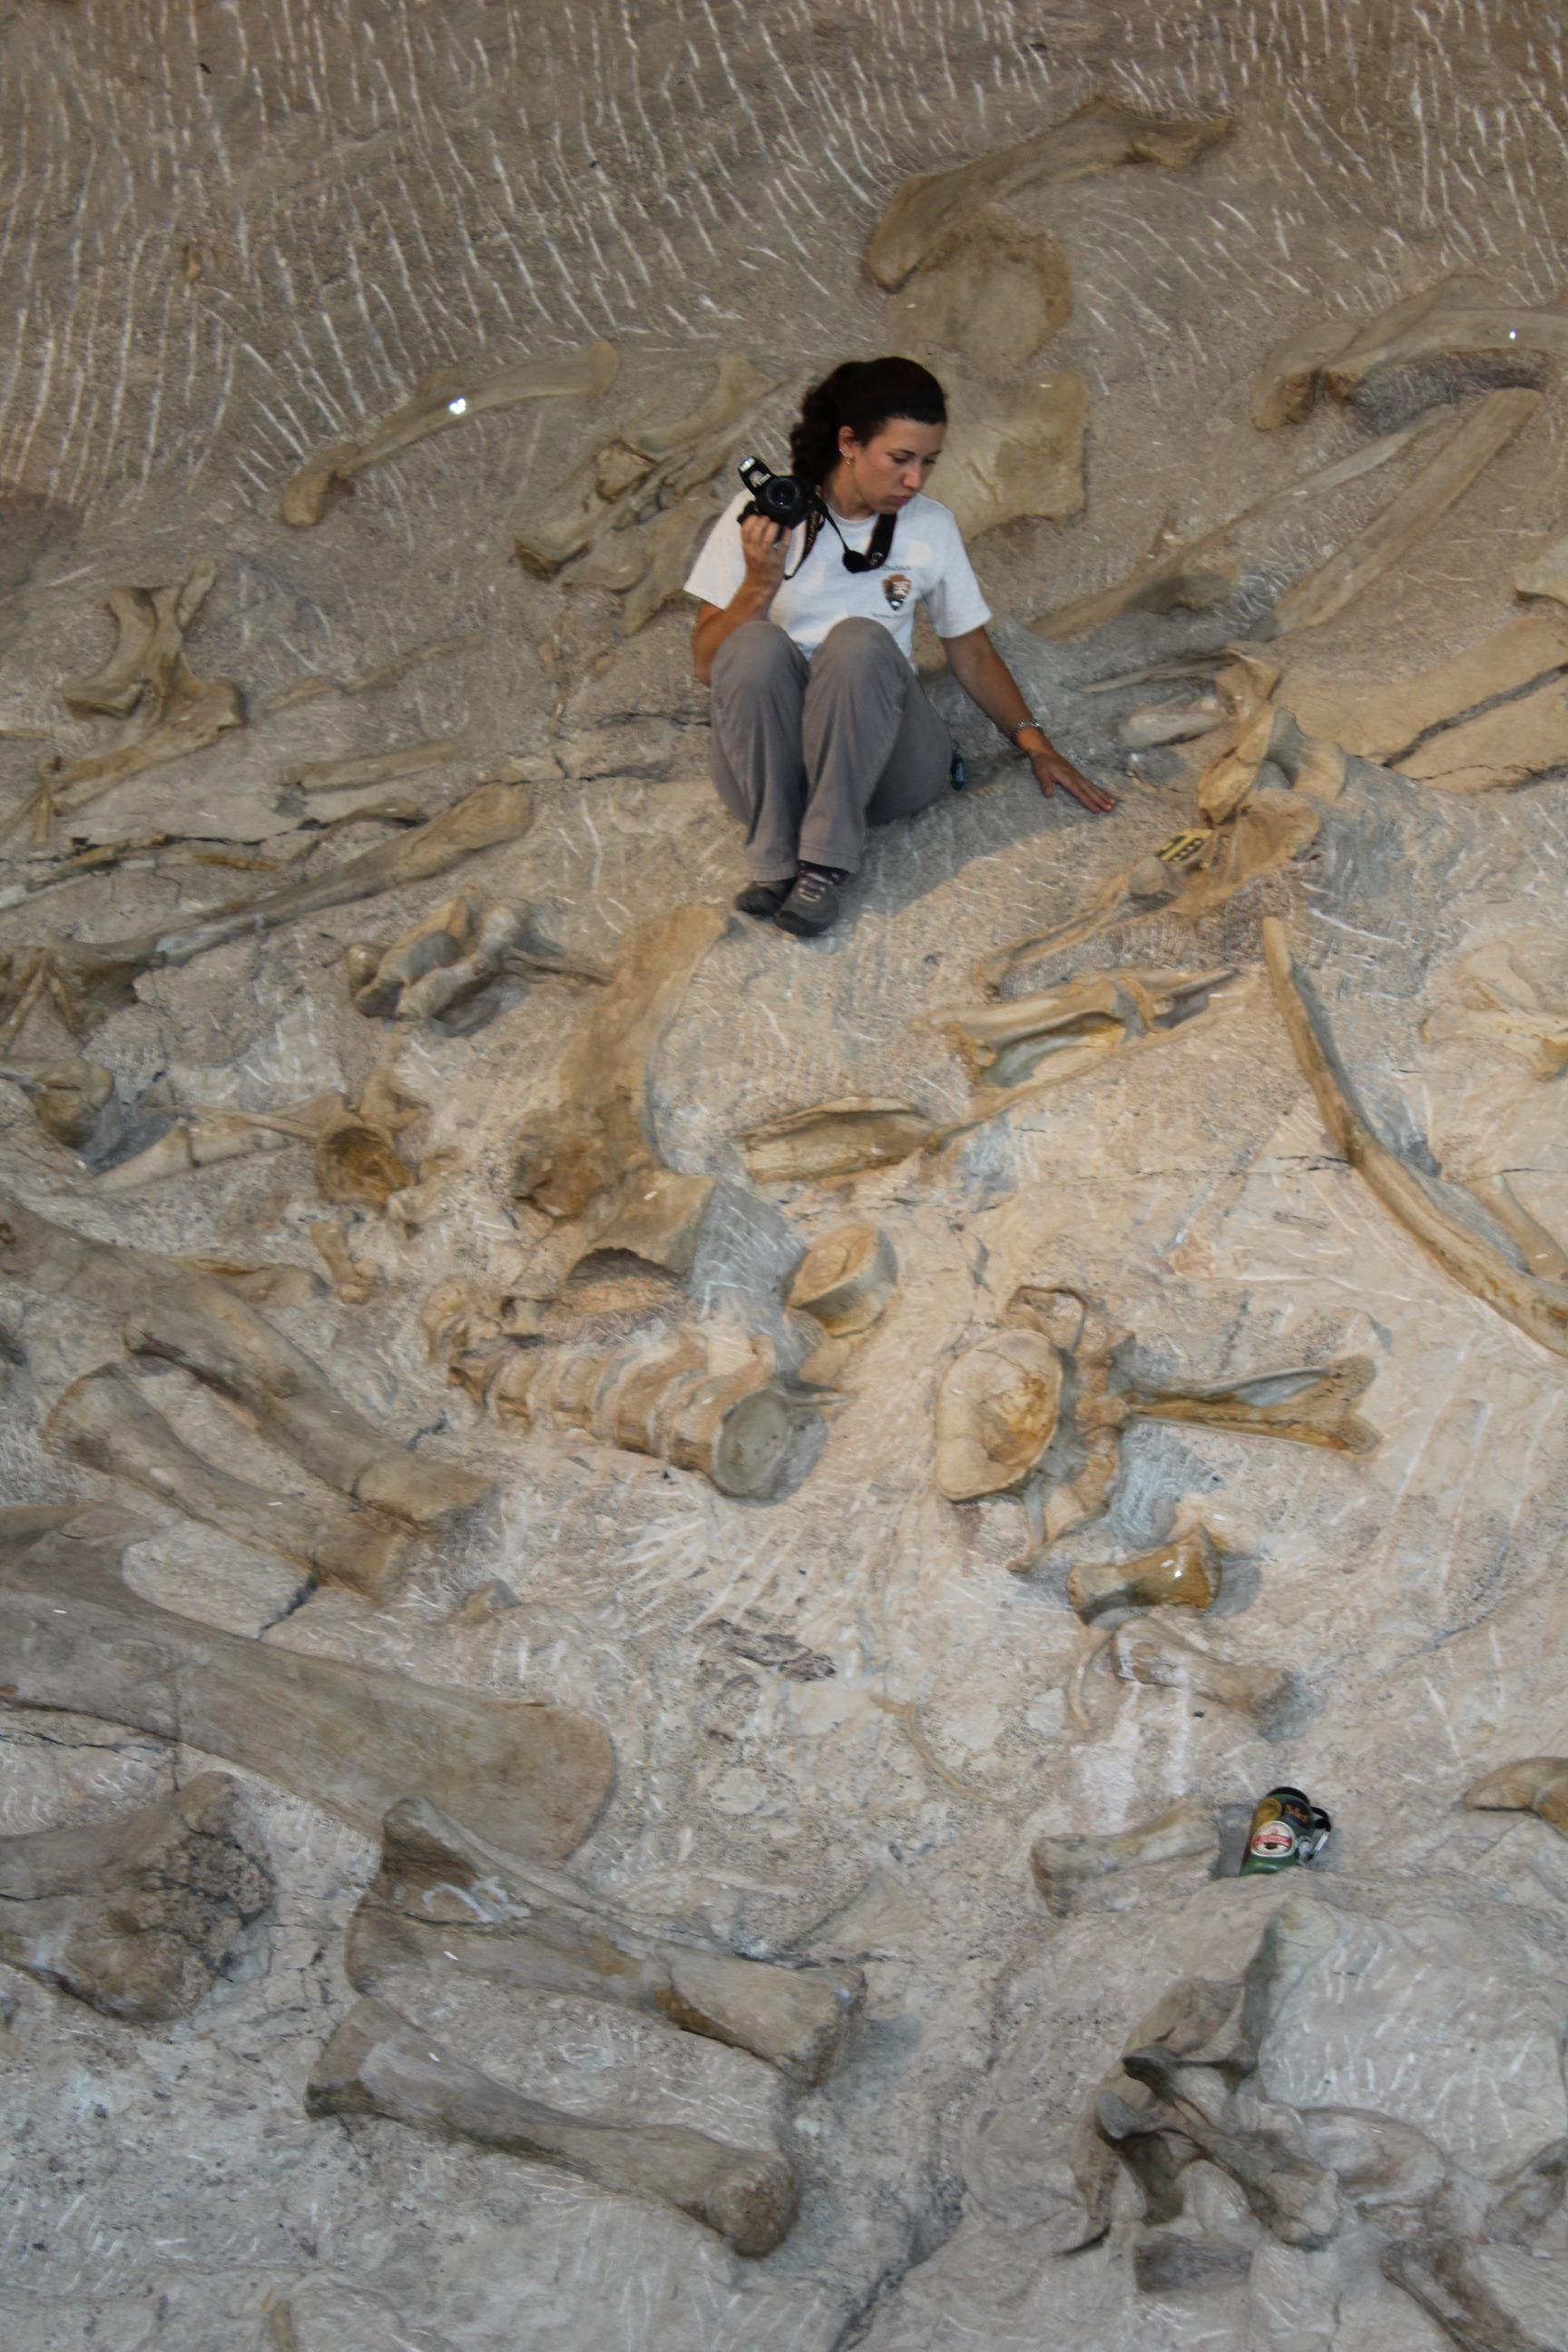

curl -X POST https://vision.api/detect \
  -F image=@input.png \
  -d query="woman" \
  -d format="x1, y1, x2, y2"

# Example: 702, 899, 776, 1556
684, 355, 1113, 938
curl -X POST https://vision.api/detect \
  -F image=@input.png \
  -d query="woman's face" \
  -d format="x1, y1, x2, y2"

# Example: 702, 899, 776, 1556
838, 417, 945, 511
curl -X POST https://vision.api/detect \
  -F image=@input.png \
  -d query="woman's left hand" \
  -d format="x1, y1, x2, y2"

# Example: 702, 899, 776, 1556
1030, 742, 1117, 813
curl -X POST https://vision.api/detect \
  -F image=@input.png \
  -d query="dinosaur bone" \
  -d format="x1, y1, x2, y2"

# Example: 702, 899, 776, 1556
0, 1054, 123, 1157
1424, 946, 1568, 1077
1381, 2239, 1563, 2352
307, 1995, 798, 2256
1276, 389, 1540, 633
1517, 532, 1568, 609
1285, 612, 1568, 763
946, 966, 1236, 1096
0, 1771, 273, 2023
1263, 917, 1568, 1358
886, 206, 1071, 369
310, 1220, 380, 1305
1124, 1355, 1380, 1455
45, 1366, 414, 1602
740, 1097, 948, 1184
1195, 702, 1347, 824
1065, 1527, 1222, 1622
350, 896, 609, 1029
61, 559, 217, 720
1030, 1796, 1219, 1913
0, 1508, 612, 1863
1463, 1757, 1568, 1835
1110, 1616, 1300, 1736
25, 679, 245, 837
347, 1796, 865, 2085
1251, 274, 1562, 429
1399, 671, 1568, 794
0, 1187, 486, 1526
282, 342, 618, 526
867, 95, 1229, 288
285, 738, 460, 793
935, 1328, 1064, 1502
93, 1108, 310, 1195
1471, 1177, 1568, 1279
511, 905, 725, 1222
0, 779, 533, 1040
788, 1223, 897, 1336
934, 373, 1087, 540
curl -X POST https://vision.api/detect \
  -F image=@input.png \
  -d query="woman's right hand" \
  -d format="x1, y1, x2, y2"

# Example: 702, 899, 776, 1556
740, 512, 789, 596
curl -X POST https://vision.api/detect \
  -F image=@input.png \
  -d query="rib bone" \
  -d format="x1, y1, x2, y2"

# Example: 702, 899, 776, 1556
0, 1771, 273, 2023
0, 1509, 613, 1864
307, 1995, 799, 2257
348, 1796, 865, 2086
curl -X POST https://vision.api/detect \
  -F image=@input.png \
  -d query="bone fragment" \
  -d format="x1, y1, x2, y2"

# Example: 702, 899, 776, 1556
1463, 1757, 1568, 1836
1517, 533, 1568, 608
1111, 1617, 1299, 1735
0, 1510, 613, 1864
492, 1328, 801, 1499
4, 780, 533, 1037
1399, 670, 1568, 793
310, 1220, 380, 1304
0, 1186, 488, 1525
1470, 1178, 1568, 1279
348, 1796, 864, 2085
1120, 2043, 1339, 2249
620, 493, 720, 634
285, 739, 461, 794
38, 676, 244, 805
0, 1772, 272, 2023
282, 343, 618, 525
0, 1054, 121, 1155
935, 373, 1087, 540
45, 1366, 413, 1602
935, 1328, 1063, 1502
867, 96, 1229, 288
789, 1224, 897, 1336
1276, 389, 1540, 634
314, 1113, 416, 1208
1196, 703, 1347, 823
1425, 950, 1568, 1078
1126, 1355, 1380, 1455
1263, 917, 1568, 1357
1252, 274, 1562, 429
1030, 1797, 1218, 1912
947, 967, 1234, 1093
307, 1995, 797, 2256
511, 905, 725, 1220
1118, 694, 1224, 747
740, 1097, 946, 1184
1066, 1527, 1222, 1623
564, 1169, 720, 1291
1285, 613, 1568, 762
92, 1112, 312, 1194
61, 561, 217, 720
886, 205, 1071, 369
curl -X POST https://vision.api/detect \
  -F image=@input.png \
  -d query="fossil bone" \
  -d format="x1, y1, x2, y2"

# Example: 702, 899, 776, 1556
0, 1187, 488, 1527
314, 1112, 416, 1208
310, 1220, 380, 1305
285, 738, 461, 793
1399, 670, 1568, 793
0, 1054, 122, 1157
307, 1995, 798, 2256
29, 677, 244, 824
347, 1796, 865, 2086
0, 779, 533, 1040
934, 373, 1087, 540
1276, 388, 1541, 634
1470, 1177, 1568, 1279
1517, 532, 1568, 609
351, 897, 609, 1029
1463, 1756, 1568, 1835
1285, 613, 1568, 763
45, 1366, 414, 1602
89, 1091, 348, 1196
1030, 1796, 1219, 1913
1381, 2238, 1560, 2352
788, 1223, 897, 1337
1118, 693, 1225, 747
1110, 1616, 1300, 1736
1195, 702, 1347, 824
0, 1508, 613, 1864
886, 205, 1071, 369
946, 966, 1236, 1095
867, 95, 1229, 289
510, 904, 726, 1222
1263, 917, 1568, 1358
740, 1097, 947, 1184
61, 559, 217, 720
1125, 1355, 1380, 1455
1251, 274, 1563, 430
935, 1328, 1064, 1502
1065, 1527, 1223, 1623
1424, 947, 1568, 1077
0, 1771, 273, 2023
281, 342, 618, 526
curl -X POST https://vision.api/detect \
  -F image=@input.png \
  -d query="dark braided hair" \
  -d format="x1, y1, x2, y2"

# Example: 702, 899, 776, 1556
789, 357, 947, 486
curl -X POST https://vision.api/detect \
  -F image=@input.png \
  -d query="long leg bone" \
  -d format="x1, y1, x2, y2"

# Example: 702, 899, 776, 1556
45, 1366, 414, 1602
1031, 1798, 1219, 1914
1263, 917, 1568, 1358
347, 1797, 865, 2086
0, 1509, 613, 1864
1065, 1528, 1223, 1622
1125, 1356, 1380, 1455
1110, 1617, 1300, 1737
306, 1995, 799, 2256
0, 1770, 273, 2023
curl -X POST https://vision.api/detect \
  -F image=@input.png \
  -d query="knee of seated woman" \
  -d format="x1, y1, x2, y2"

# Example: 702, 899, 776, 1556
814, 614, 898, 669
713, 617, 797, 684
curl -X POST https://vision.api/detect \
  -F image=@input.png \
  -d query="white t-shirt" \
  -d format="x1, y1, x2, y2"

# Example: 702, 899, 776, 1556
684, 488, 991, 664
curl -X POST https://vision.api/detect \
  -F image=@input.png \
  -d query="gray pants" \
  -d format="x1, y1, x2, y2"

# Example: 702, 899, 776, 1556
709, 617, 953, 881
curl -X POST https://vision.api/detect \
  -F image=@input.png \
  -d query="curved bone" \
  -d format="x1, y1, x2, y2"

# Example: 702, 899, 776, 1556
1252, 275, 1563, 428
1066, 1527, 1222, 1622
1400, 670, 1568, 794
307, 1995, 798, 2257
1031, 1797, 1218, 1913
60, 560, 217, 721
0, 1512, 613, 1865
1110, 1617, 1299, 1736
1287, 612, 1568, 762
0, 1771, 273, 2023
348, 1797, 865, 2086
1126, 1355, 1380, 1455
1263, 917, 1568, 1358
934, 374, 1087, 541
1463, 1757, 1568, 1835
45, 1366, 413, 1602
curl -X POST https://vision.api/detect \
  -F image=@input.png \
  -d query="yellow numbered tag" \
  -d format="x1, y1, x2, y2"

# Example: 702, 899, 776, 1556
1155, 828, 1211, 866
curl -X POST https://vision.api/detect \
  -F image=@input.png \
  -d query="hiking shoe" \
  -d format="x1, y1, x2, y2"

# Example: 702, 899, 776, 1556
735, 877, 795, 917
774, 863, 845, 937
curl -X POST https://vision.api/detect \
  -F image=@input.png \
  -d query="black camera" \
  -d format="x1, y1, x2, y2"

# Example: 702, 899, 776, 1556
738, 452, 818, 533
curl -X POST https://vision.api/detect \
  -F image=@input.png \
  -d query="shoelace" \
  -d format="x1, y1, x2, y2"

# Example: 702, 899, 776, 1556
793, 867, 839, 903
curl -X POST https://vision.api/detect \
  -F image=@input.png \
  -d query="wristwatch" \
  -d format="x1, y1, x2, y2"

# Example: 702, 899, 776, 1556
1008, 718, 1047, 746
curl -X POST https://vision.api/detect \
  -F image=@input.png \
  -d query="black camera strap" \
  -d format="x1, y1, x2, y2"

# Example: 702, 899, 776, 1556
789, 499, 897, 580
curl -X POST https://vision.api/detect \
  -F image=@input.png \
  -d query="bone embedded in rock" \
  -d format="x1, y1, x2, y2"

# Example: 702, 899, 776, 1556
1470, 1177, 1568, 1279
0, 1515, 614, 1863
40, 674, 245, 802
285, 738, 461, 794
1463, 1757, 1568, 1835
44, 1365, 413, 1602
946, 967, 1235, 1096
1285, 612, 1568, 762
314, 1112, 416, 1208
885, 205, 1071, 370
306, 1995, 799, 2256
0, 1053, 121, 1155
1276, 388, 1541, 633
348, 1797, 866, 2086
1398, 669, 1568, 793
510, 904, 726, 1220
1517, 532, 1568, 608
59, 559, 217, 722
1030, 1796, 1219, 1913
310, 1220, 381, 1304
788, 1223, 897, 1337
934, 1328, 1063, 1502
1066, 1527, 1223, 1623
867, 95, 1230, 288
1424, 948, 1568, 1079
1250, 273, 1549, 427
1125, 1355, 1380, 1455
1263, 916, 1568, 1358
1118, 693, 1225, 748
1109, 1617, 1299, 1736
564, 1169, 720, 1291
740, 1097, 945, 1185
0, 1772, 273, 2023
351, 898, 475, 1015
932, 373, 1087, 541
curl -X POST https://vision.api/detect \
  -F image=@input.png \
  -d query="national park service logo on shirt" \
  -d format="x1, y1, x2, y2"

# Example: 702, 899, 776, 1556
883, 572, 912, 611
